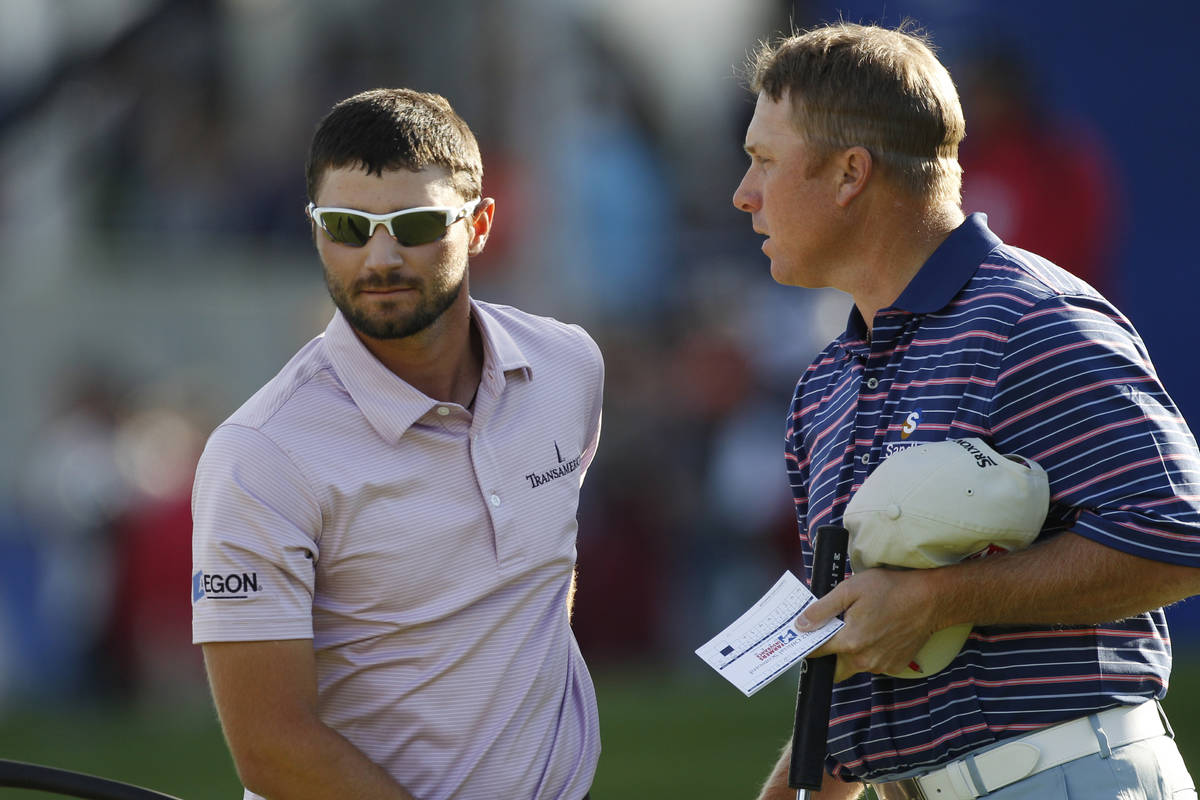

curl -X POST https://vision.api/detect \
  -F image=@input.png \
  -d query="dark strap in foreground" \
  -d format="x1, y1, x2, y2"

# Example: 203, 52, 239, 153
788, 524, 849, 791
0, 759, 182, 799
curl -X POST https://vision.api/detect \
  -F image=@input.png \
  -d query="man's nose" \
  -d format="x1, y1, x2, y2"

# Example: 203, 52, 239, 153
732, 171, 760, 213
361, 225, 405, 266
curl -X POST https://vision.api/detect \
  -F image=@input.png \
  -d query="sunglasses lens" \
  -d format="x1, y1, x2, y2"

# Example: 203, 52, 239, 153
319, 211, 372, 246
391, 211, 450, 247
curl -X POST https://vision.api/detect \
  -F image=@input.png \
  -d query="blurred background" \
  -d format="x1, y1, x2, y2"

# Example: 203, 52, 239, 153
0, 0, 1198, 797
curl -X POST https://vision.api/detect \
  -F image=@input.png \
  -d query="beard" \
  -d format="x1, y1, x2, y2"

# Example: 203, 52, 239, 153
324, 264, 465, 340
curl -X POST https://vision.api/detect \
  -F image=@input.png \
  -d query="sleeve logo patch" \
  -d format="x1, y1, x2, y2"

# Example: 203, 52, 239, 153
192, 570, 261, 603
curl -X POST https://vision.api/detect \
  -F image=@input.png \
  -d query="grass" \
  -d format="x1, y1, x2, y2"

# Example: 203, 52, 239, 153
590, 667, 797, 797
0, 688, 237, 798
0, 662, 1197, 798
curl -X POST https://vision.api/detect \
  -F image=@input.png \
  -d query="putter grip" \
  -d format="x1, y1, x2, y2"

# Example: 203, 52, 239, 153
0, 758, 183, 799
788, 524, 849, 791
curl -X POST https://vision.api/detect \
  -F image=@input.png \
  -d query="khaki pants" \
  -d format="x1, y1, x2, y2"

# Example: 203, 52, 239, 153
982, 735, 1194, 799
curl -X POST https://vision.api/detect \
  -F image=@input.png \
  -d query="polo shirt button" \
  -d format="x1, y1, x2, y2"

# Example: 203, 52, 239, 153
490, 493, 501, 507
436, 406, 450, 416
866, 377, 879, 389
861, 453, 870, 465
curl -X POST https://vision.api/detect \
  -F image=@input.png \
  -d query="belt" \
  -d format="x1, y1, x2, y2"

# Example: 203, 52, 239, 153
871, 700, 1168, 800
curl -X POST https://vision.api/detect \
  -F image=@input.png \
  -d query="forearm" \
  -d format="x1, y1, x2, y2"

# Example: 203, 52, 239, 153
231, 714, 416, 800
203, 641, 417, 800
800, 529, 1200, 679
756, 741, 863, 800
930, 531, 1200, 629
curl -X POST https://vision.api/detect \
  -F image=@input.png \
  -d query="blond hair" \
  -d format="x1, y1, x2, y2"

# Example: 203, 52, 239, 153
748, 22, 965, 204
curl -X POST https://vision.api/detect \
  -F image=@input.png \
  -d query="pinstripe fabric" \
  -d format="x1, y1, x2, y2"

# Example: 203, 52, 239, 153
787, 214, 1200, 781
192, 299, 604, 800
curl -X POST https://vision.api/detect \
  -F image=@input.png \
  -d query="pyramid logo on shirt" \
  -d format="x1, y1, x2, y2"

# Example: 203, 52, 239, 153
526, 441, 582, 489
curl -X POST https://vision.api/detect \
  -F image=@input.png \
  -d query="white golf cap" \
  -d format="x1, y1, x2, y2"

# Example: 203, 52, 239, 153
843, 438, 1049, 679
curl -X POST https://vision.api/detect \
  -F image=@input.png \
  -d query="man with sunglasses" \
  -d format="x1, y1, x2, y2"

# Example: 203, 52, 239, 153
191, 88, 603, 800
733, 22, 1200, 800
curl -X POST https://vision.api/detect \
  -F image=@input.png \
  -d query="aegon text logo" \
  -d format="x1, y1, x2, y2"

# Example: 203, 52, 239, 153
193, 570, 261, 603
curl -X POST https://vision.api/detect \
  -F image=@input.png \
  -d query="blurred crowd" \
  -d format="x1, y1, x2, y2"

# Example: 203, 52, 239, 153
0, 0, 1125, 706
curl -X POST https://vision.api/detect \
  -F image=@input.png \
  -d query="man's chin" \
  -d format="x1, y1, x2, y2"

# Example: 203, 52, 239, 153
769, 259, 797, 287
768, 255, 825, 289
342, 306, 431, 341
329, 275, 464, 342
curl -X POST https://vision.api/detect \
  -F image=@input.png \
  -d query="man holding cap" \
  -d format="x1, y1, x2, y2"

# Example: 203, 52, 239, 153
841, 438, 1051, 680
733, 21, 1200, 800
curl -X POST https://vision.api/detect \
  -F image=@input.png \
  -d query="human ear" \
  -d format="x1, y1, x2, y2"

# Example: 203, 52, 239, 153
304, 203, 323, 248
835, 146, 872, 207
467, 198, 496, 256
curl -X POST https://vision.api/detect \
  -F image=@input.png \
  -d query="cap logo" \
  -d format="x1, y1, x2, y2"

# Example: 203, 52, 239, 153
953, 438, 998, 468
843, 437, 1049, 678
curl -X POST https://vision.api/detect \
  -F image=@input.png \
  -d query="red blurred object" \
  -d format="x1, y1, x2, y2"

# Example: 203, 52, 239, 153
959, 45, 1124, 300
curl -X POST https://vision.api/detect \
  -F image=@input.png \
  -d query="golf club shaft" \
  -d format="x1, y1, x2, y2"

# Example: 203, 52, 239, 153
788, 524, 849, 790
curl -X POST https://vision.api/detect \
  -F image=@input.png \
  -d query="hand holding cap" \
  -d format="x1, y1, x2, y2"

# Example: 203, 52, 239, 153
843, 438, 1049, 678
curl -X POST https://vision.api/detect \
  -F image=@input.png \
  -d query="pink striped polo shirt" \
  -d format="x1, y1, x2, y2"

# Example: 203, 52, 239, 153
191, 298, 604, 800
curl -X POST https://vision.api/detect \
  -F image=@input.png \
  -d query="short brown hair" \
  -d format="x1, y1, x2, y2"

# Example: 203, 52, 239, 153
305, 88, 483, 202
748, 22, 965, 204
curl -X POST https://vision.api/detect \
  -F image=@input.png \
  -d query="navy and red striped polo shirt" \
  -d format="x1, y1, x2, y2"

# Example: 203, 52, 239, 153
786, 213, 1200, 781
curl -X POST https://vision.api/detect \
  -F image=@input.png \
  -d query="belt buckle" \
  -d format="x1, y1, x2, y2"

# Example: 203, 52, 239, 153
872, 777, 927, 800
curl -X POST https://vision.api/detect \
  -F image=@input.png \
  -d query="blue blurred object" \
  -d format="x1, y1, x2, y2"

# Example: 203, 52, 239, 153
0, 511, 47, 697
1166, 597, 1200, 654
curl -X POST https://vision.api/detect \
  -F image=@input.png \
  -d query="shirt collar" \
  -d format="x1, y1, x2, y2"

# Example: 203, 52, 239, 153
892, 212, 1002, 314
322, 298, 532, 443
840, 212, 1002, 345
469, 298, 533, 378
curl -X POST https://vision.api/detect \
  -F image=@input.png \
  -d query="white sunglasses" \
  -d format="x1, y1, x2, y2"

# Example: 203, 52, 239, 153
307, 200, 478, 247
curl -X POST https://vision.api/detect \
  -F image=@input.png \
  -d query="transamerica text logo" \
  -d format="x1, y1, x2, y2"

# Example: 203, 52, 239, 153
526, 441, 582, 489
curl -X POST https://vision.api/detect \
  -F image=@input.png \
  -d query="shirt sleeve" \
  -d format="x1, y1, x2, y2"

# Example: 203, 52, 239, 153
191, 423, 324, 643
990, 293, 1200, 566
